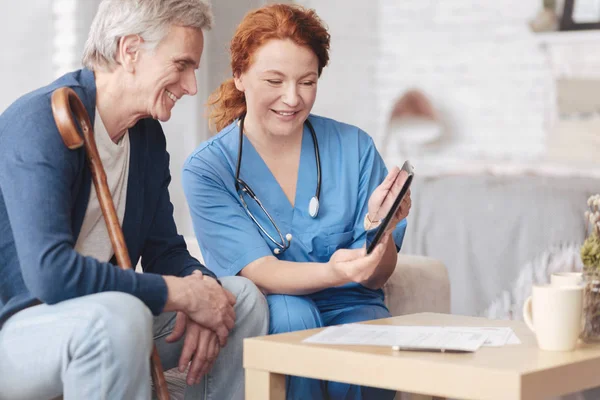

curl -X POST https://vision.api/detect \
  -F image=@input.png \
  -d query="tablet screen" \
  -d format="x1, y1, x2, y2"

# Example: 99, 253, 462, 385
366, 161, 414, 254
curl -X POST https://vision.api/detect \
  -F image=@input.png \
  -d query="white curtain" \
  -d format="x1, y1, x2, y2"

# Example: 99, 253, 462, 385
52, 0, 77, 77
0, 0, 55, 113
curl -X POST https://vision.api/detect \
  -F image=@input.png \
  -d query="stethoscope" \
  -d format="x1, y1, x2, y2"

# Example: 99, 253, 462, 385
235, 114, 321, 255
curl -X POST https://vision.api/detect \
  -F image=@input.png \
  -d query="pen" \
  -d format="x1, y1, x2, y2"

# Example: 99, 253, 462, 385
391, 346, 470, 353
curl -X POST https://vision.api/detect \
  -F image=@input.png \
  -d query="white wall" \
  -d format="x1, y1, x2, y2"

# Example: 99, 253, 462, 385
300, 0, 600, 169
296, 0, 380, 137
376, 0, 550, 163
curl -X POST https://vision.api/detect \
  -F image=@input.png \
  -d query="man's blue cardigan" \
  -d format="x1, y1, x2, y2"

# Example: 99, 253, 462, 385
0, 69, 215, 328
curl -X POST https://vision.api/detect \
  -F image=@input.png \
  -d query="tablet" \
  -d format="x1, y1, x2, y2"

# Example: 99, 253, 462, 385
366, 160, 414, 254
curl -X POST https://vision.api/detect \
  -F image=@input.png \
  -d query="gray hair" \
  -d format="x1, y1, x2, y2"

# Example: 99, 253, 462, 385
82, 0, 213, 71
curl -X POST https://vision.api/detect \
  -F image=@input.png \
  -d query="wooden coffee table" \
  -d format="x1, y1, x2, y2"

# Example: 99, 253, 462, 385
244, 312, 600, 400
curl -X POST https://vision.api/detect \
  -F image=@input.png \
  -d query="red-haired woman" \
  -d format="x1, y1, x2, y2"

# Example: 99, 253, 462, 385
183, 4, 411, 399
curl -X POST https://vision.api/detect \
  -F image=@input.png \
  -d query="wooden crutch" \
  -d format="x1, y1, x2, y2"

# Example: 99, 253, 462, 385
51, 87, 170, 400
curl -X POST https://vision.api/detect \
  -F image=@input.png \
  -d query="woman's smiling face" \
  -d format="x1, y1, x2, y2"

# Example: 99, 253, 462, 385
234, 39, 319, 138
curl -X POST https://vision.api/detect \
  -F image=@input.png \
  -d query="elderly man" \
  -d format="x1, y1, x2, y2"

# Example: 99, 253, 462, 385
0, 0, 268, 399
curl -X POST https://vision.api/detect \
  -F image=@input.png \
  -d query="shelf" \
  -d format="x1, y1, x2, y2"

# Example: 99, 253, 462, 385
534, 29, 600, 45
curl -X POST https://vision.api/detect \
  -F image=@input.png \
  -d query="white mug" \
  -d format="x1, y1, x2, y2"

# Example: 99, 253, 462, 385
551, 272, 583, 287
523, 284, 583, 351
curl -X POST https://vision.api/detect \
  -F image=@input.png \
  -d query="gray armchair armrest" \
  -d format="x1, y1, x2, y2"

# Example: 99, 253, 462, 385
383, 254, 450, 316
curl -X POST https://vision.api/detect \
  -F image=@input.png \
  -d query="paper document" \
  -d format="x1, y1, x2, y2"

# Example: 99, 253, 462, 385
303, 324, 487, 352
507, 332, 521, 345
449, 327, 520, 346
303, 324, 520, 352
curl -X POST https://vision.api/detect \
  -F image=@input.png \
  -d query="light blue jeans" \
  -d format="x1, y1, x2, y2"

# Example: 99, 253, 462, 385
0, 276, 268, 400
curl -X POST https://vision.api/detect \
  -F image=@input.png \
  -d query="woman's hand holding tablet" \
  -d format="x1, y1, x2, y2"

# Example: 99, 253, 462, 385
366, 161, 414, 254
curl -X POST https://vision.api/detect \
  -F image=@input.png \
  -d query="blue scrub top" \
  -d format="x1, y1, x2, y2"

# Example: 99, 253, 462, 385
182, 114, 407, 278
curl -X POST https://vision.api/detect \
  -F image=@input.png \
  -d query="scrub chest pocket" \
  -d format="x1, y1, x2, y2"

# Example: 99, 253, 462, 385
326, 228, 355, 254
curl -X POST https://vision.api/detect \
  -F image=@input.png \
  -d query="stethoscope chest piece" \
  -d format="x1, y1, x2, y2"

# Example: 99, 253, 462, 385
308, 196, 319, 218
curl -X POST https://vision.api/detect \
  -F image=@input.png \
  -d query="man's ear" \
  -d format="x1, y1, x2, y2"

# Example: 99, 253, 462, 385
233, 73, 245, 92
117, 34, 143, 72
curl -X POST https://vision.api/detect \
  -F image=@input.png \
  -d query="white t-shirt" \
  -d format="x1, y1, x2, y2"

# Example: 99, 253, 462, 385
74, 109, 130, 262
